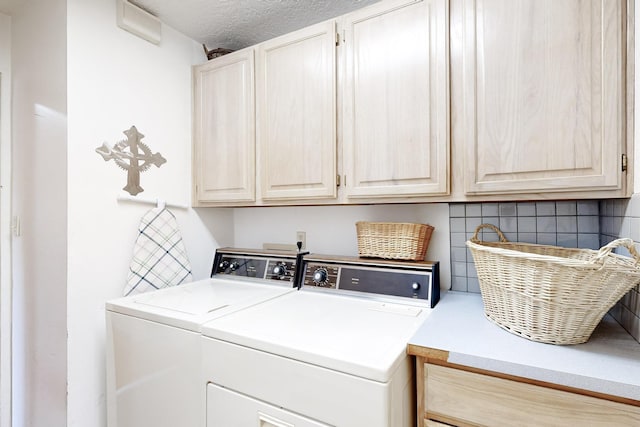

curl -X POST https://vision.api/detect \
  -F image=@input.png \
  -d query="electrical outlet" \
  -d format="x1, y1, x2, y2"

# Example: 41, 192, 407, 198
296, 231, 306, 250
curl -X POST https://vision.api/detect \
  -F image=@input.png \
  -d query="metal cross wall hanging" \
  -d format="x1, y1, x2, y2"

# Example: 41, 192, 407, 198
96, 126, 166, 196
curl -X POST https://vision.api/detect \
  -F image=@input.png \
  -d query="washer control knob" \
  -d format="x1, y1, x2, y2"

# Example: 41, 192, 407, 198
412, 282, 421, 291
218, 260, 230, 271
229, 261, 240, 272
312, 268, 329, 286
273, 263, 288, 277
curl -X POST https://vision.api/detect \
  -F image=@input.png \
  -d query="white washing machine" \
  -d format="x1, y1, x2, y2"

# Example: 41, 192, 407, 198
201, 254, 440, 427
106, 248, 302, 427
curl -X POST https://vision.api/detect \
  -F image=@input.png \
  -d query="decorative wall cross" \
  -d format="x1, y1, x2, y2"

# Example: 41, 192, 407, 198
96, 126, 166, 196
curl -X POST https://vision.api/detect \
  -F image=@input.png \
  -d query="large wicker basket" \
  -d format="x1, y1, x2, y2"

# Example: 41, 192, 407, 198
467, 224, 640, 345
356, 221, 434, 260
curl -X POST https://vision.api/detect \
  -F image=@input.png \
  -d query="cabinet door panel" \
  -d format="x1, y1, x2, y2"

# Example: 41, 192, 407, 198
462, 0, 624, 194
343, 0, 449, 198
424, 364, 640, 426
258, 21, 337, 201
193, 49, 255, 203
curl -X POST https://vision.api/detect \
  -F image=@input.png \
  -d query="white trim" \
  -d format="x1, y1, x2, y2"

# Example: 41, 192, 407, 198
0, 69, 13, 427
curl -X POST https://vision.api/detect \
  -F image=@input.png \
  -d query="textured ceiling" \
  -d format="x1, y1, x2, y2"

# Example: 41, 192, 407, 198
132, 0, 382, 51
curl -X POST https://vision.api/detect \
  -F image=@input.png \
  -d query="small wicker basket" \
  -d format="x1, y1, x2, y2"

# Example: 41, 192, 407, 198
467, 224, 640, 345
356, 221, 434, 260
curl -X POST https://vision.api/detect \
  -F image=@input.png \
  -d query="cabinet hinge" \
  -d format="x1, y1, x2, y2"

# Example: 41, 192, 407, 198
337, 174, 341, 187
622, 154, 628, 172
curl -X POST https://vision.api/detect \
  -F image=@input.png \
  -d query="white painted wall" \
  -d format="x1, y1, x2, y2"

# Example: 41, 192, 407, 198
0, 12, 11, 427
66, 1, 232, 426
234, 203, 452, 288
10, 1, 67, 426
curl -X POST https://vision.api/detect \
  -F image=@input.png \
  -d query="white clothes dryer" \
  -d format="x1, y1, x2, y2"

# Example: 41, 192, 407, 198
201, 254, 440, 427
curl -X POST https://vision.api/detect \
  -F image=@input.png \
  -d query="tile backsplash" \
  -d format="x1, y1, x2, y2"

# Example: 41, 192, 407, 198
449, 197, 640, 344
600, 196, 640, 343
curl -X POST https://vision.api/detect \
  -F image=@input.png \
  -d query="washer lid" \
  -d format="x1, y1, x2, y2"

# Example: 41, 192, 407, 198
201, 290, 432, 382
106, 278, 295, 331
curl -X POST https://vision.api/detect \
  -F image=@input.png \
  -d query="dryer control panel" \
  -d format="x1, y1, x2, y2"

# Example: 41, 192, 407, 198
211, 248, 302, 284
300, 255, 440, 308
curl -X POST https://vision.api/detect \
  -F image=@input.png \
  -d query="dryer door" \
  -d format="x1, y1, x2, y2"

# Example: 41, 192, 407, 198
207, 383, 330, 427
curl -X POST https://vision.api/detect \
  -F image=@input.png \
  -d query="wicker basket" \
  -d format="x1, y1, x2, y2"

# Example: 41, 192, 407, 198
467, 224, 640, 345
356, 221, 434, 260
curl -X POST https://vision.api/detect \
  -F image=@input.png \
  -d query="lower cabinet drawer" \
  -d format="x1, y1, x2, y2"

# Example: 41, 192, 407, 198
424, 364, 640, 427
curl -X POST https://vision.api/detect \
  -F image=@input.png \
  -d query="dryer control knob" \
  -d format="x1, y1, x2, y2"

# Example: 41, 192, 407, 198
219, 260, 230, 271
412, 282, 421, 291
312, 268, 329, 286
229, 261, 240, 271
273, 263, 288, 277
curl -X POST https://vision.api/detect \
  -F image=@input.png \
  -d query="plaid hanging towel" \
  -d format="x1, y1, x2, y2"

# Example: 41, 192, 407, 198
124, 207, 193, 296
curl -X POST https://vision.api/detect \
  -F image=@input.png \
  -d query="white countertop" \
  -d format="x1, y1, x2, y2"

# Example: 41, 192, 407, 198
408, 291, 640, 401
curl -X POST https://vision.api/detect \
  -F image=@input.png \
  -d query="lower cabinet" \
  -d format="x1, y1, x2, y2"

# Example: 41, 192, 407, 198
418, 362, 640, 427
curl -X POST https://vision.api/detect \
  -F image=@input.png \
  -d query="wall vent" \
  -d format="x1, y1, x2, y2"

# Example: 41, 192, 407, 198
116, 0, 162, 45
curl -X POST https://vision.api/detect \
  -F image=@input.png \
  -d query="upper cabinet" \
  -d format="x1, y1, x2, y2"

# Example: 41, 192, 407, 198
192, 0, 632, 207
342, 0, 450, 199
192, 48, 255, 204
257, 21, 338, 201
455, 0, 626, 196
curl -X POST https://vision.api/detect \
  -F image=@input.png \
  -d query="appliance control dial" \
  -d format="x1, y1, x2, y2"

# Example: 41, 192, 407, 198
273, 263, 288, 277
229, 261, 240, 272
218, 260, 230, 271
412, 282, 421, 290
312, 268, 329, 286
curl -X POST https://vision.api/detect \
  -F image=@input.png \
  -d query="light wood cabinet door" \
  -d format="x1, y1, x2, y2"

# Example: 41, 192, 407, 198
342, 0, 449, 199
459, 0, 625, 195
423, 363, 640, 427
257, 21, 337, 201
192, 49, 255, 204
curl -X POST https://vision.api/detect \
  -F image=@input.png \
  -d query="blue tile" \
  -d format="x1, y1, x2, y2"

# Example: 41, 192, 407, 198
537, 233, 557, 246
450, 217, 466, 233
536, 216, 556, 233
467, 278, 481, 293
481, 203, 499, 217
536, 201, 556, 216
517, 217, 537, 232
451, 276, 468, 292
499, 202, 517, 217
466, 217, 483, 233
614, 199, 629, 217
577, 215, 599, 233
577, 200, 599, 215
452, 262, 468, 277
449, 204, 466, 217
577, 233, 600, 250
517, 202, 536, 216
557, 233, 578, 248
503, 232, 518, 242
467, 262, 477, 278
450, 232, 467, 247
500, 217, 517, 233
518, 232, 537, 243
481, 216, 500, 228
466, 203, 482, 217
556, 201, 577, 216
450, 247, 467, 262
557, 216, 577, 233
